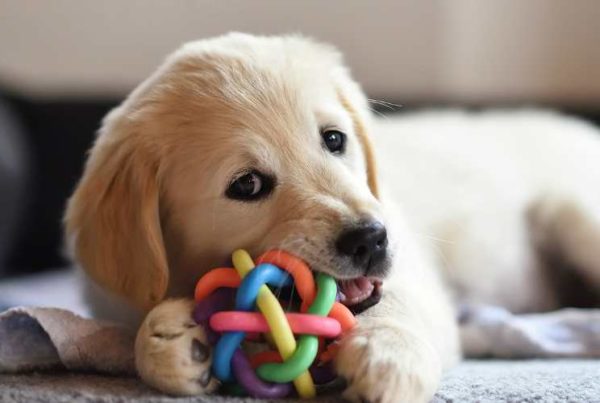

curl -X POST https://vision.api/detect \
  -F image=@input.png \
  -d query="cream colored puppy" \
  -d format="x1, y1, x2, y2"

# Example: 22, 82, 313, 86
65, 33, 600, 402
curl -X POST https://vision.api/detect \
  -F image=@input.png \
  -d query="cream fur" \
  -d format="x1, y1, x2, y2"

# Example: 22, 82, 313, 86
64, 33, 600, 402
374, 110, 600, 312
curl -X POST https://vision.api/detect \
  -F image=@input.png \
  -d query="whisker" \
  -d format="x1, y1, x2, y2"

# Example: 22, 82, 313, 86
368, 98, 403, 111
414, 232, 455, 245
369, 106, 388, 120
426, 240, 452, 273
286, 283, 296, 312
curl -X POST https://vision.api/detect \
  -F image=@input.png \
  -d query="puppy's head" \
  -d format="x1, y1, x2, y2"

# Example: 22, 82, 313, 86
65, 33, 392, 313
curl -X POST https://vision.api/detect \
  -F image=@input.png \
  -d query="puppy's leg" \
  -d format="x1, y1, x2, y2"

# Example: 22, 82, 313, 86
528, 196, 600, 288
135, 299, 219, 395
335, 253, 460, 402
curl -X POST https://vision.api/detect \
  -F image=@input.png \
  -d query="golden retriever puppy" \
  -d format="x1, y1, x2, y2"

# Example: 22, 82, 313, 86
64, 33, 600, 402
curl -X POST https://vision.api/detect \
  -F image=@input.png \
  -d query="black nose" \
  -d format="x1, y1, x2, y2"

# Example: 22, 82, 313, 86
336, 221, 388, 273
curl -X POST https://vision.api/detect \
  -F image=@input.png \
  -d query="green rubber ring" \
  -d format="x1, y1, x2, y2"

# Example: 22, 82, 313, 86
257, 335, 319, 382
256, 273, 337, 382
221, 382, 246, 396
308, 274, 337, 315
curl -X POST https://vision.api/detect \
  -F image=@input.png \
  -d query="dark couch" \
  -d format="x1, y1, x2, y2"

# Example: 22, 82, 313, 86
0, 93, 117, 277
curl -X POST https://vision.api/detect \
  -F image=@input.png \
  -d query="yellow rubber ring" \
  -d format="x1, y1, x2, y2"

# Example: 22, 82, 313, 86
232, 249, 316, 398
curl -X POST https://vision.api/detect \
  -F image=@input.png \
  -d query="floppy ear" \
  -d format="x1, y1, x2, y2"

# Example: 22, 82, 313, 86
337, 90, 380, 199
64, 111, 168, 312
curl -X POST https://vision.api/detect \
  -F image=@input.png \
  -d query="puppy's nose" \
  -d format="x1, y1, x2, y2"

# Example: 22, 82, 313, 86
336, 221, 388, 273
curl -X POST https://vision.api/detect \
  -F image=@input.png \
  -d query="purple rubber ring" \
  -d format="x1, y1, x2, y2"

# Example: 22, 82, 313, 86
194, 288, 236, 322
310, 361, 337, 384
232, 349, 292, 398
194, 288, 236, 345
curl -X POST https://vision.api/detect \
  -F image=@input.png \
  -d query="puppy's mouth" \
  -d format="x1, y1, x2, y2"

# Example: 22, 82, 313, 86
337, 277, 383, 315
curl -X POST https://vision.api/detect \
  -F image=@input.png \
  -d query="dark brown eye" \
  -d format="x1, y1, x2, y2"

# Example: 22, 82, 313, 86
322, 130, 346, 154
225, 170, 274, 201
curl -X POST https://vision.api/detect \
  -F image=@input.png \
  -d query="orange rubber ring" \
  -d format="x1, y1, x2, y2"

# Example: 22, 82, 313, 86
257, 250, 357, 334
256, 250, 316, 312
194, 268, 241, 301
319, 343, 340, 363
329, 303, 357, 331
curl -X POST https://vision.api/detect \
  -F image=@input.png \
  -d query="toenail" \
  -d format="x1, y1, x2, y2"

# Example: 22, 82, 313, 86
191, 338, 210, 363
198, 369, 211, 387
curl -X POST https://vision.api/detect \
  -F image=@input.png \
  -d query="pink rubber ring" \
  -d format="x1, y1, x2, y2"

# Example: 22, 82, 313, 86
210, 312, 342, 338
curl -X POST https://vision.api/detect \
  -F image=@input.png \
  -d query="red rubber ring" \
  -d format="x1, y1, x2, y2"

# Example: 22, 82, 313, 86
210, 311, 342, 338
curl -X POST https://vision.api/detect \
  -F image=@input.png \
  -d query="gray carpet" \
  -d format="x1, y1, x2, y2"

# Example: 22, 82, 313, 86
434, 360, 600, 402
1, 360, 599, 402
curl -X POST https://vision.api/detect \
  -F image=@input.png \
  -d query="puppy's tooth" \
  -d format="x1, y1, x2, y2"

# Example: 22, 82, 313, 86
198, 369, 212, 387
191, 339, 210, 363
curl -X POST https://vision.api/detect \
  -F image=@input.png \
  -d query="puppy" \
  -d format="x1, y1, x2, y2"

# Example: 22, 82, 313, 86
64, 33, 600, 402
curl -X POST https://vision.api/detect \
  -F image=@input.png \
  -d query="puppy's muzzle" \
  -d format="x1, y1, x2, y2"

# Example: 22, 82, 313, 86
336, 220, 388, 276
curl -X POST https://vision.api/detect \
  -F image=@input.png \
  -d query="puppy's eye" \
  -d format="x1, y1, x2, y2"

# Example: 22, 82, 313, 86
322, 130, 346, 154
226, 170, 274, 201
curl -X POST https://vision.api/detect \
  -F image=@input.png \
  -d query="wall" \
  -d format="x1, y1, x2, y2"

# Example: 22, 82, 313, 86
1, 0, 599, 105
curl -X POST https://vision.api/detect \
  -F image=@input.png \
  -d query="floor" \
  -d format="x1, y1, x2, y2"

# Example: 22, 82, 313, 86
1, 360, 599, 402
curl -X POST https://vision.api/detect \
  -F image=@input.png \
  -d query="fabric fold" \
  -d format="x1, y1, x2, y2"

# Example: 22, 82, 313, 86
0, 307, 136, 375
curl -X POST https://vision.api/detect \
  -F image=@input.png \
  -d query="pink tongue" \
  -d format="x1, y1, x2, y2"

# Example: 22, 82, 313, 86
339, 277, 375, 305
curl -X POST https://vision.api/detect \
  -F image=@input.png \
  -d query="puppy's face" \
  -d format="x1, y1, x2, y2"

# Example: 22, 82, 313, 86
65, 34, 393, 313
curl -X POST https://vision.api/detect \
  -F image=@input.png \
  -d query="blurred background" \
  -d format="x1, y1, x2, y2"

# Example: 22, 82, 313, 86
1, 0, 599, 285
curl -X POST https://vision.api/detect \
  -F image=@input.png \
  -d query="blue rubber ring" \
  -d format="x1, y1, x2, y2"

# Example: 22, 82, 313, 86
235, 263, 291, 310
212, 263, 292, 382
213, 331, 245, 382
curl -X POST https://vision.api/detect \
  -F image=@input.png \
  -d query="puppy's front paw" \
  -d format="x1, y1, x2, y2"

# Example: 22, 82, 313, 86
135, 299, 219, 395
335, 318, 441, 403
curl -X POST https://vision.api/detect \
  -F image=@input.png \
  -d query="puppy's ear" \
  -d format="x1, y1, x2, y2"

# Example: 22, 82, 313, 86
337, 89, 380, 199
64, 110, 168, 312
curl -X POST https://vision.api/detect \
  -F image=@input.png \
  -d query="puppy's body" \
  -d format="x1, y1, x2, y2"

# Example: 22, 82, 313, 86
376, 110, 600, 313
65, 34, 600, 402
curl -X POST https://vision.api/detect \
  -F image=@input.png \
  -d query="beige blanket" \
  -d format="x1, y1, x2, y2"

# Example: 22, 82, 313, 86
0, 307, 135, 374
